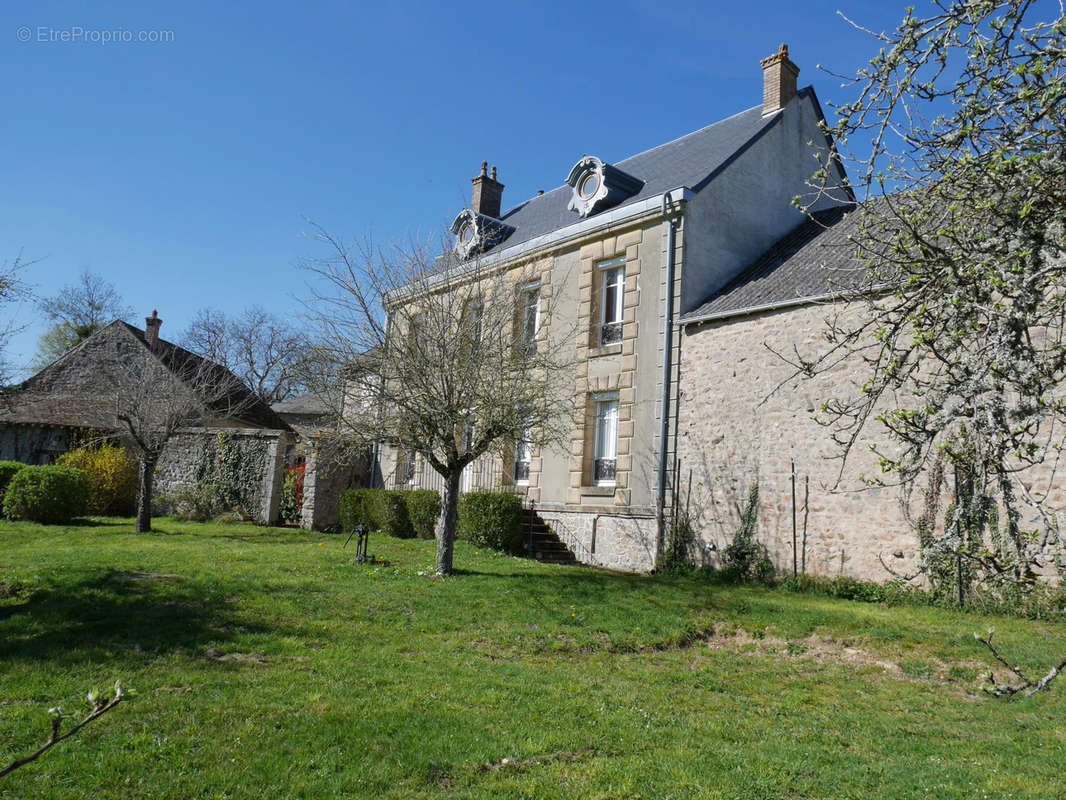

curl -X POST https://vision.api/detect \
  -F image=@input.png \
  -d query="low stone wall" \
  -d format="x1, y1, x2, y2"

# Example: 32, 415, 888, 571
157, 428, 291, 525
537, 507, 657, 572
300, 439, 362, 531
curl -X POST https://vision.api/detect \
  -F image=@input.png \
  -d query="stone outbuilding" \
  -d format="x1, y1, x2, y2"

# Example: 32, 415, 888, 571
0, 315, 294, 525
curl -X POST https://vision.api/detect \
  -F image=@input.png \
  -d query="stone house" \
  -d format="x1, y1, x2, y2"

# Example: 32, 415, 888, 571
0, 314, 294, 525
373, 44, 918, 575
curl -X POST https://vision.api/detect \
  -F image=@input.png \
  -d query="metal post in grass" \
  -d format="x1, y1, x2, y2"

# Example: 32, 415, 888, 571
791, 458, 797, 578
801, 476, 809, 575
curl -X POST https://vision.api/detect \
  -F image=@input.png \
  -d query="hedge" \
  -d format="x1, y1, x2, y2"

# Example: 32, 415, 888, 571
457, 491, 524, 555
0, 461, 26, 503
339, 489, 524, 553
405, 490, 441, 539
2, 465, 90, 524
56, 444, 138, 515
339, 489, 415, 539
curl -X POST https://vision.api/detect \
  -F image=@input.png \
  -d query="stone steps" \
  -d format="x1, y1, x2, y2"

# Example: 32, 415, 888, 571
521, 509, 578, 565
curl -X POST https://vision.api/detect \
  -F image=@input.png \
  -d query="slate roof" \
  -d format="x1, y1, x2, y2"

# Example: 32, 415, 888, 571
478, 102, 779, 257
272, 392, 334, 417
3, 321, 290, 431
682, 204, 869, 323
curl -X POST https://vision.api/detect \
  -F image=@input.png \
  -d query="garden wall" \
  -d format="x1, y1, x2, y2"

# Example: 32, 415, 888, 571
156, 427, 292, 525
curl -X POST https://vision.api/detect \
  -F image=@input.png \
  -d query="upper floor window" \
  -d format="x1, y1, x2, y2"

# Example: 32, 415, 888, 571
598, 257, 625, 346
518, 282, 540, 357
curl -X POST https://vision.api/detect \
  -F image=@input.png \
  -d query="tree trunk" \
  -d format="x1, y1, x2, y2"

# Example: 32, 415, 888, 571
136, 456, 156, 533
437, 470, 462, 575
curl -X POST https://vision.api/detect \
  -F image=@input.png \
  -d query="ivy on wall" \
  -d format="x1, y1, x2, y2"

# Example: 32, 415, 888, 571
193, 433, 268, 517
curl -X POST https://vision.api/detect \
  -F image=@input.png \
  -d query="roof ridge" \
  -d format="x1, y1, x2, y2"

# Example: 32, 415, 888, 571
496, 103, 766, 221
615, 104, 764, 167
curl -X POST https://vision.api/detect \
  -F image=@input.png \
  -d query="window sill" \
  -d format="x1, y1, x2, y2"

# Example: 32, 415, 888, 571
580, 485, 616, 497
589, 343, 622, 358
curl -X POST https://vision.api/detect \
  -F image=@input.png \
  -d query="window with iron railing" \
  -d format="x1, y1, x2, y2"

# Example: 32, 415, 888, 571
592, 394, 619, 485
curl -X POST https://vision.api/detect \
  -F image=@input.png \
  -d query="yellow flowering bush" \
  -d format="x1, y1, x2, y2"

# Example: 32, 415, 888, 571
57, 444, 138, 515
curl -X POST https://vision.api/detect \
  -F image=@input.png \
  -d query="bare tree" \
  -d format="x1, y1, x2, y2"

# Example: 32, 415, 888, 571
181, 306, 307, 403
35, 270, 132, 368
0, 252, 32, 385
107, 340, 255, 532
301, 225, 577, 575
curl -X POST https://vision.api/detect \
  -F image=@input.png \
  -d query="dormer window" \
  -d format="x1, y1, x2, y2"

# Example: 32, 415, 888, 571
451, 208, 515, 258
566, 156, 643, 218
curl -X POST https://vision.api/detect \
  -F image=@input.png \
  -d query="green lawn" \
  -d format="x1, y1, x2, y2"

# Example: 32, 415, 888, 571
1, 518, 1064, 799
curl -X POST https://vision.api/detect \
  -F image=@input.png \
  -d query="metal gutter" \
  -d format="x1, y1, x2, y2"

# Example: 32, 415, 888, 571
680, 281, 889, 328
411, 188, 695, 297
679, 291, 844, 327
655, 192, 679, 560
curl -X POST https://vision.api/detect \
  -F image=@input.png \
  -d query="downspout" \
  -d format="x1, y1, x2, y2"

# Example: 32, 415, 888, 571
655, 193, 677, 561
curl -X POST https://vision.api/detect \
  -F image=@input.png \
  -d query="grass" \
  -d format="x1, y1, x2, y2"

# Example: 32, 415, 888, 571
0, 517, 1064, 798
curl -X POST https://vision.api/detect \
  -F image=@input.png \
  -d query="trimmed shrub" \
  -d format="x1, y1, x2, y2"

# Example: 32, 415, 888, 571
0, 461, 26, 505
2, 466, 90, 524
56, 444, 137, 515
457, 491, 524, 555
405, 490, 441, 540
339, 488, 373, 532
339, 489, 415, 539
378, 491, 414, 539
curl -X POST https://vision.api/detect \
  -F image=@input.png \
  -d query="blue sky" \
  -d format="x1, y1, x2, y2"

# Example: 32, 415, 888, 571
1, 0, 908, 377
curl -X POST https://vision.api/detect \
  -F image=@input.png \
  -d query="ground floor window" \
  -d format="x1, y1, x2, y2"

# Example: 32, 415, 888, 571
513, 429, 532, 484
592, 394, 618, 485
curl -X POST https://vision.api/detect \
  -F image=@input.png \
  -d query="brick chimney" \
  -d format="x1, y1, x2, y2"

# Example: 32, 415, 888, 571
144, 309, 162, 349
760, 43, 800, 115
471, 161, 504, 219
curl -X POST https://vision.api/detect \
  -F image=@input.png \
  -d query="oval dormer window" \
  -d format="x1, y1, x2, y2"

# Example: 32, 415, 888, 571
566, 156, 643, 218
459, 224, 474, 245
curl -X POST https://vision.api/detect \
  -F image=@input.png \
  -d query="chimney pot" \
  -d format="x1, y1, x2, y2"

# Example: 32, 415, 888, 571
471, 162, 505, 219
760, 42, 800, 116
145, 309, 162, 349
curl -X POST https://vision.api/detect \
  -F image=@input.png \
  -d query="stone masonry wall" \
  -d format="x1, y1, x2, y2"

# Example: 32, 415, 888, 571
677, 302, 920, 581
537, 509, 657, 572
156, 428, 291, 525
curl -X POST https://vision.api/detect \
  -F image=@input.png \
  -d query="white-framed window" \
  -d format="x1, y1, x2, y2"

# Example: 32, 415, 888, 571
395, 449, 415, 486
592, 393, 619, 485
513, 429, 532, 484
518, 281, 540, 357
597, 257, 625, 346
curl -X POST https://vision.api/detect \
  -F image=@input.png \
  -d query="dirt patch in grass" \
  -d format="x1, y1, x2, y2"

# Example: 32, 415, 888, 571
202, 647, 269, 665
474, 746, 602, 774
113, 572, 182, 581
703, 622, 990, 689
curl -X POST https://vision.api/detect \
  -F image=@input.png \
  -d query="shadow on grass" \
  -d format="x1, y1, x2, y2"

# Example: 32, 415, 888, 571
0, 568, 271, 664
